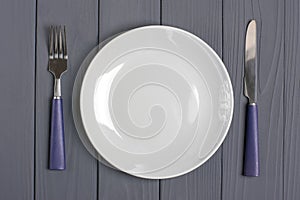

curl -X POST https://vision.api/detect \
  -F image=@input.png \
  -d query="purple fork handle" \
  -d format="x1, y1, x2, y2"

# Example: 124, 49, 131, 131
243, 104, 259, 176
49, 98, 66, 170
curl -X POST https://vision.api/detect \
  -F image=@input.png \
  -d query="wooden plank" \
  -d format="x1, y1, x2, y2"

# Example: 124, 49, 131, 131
222, 0, 284, 199
99, 165, 159, 200
0, 0, 35, 199
160, 158, 222, 200
98, 0, 160, 199
160, 0, 222, 199
35, 0, 98, 199
284, 0, 300, 199
99, 0, 160, 41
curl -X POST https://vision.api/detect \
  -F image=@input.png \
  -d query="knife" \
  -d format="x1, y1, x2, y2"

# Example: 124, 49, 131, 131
243, 20, 259, 177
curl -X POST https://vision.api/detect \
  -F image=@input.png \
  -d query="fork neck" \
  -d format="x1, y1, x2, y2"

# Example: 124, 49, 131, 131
54, 78, 61, 98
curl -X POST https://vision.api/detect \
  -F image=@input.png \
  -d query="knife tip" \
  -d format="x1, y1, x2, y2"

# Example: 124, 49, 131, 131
249, 20, 256, 26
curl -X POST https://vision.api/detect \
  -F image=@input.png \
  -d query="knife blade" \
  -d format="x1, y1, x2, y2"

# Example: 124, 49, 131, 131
243, 20, 259, 177
244, 20, 257, 104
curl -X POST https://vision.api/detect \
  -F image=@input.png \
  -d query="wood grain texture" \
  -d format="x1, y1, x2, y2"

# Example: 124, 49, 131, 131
160, 158, 222, 200
99, 0, 160, 41
99, 165, 159, 200
284, 0, 300, 199
0, 1, 35, 199
98, 0, 160, 199
160, 0, 222, 199
222, 0, 284, 199
35, 0, 98, 199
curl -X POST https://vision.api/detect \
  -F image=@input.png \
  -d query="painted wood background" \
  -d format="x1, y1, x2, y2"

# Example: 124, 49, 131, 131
0, 0, 299, 199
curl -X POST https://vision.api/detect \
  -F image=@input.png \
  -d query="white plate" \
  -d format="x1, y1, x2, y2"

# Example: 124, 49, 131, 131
79, 26, 234, 179
73, 45, 114, 168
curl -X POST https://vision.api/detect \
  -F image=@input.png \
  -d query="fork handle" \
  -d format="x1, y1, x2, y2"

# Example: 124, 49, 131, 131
49, 98, 66, 170
243, 103, 259, 176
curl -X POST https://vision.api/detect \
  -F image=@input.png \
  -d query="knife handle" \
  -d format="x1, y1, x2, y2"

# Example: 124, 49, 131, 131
49, 98, 66, 170
243, 103, 259, 176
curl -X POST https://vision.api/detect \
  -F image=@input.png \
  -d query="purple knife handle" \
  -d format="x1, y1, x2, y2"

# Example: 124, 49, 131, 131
49, 98, 66, 170
243, 104, 259, 176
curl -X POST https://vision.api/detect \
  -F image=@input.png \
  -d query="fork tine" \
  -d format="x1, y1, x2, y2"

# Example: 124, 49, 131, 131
63, 26, 68, 59
49, 26, 54, 59
54, 26, 58, 58
58, 26, 63, 58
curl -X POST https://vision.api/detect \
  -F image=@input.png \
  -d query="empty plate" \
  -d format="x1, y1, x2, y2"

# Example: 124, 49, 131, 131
79, 25, 234, 179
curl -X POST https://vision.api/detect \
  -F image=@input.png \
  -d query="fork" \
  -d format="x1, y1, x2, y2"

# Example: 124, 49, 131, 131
48, 26, 67, 170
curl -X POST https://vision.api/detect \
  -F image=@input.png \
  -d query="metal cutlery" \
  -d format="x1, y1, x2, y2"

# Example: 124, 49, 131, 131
48, 26, 68, 170
243, 20, 259, 177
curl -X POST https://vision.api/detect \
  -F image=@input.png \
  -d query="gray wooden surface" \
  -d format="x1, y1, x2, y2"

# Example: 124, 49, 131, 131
0, 1, 35, 199
0, 0, 299, 199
